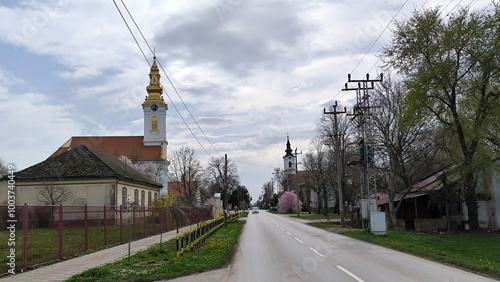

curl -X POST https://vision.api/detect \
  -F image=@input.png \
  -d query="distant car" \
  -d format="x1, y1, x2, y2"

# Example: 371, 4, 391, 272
252, 207, 259, 214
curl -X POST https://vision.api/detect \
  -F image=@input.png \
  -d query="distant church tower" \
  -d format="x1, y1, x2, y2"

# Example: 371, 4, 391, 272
142, 57, 168, 159
283, 135, 296, 175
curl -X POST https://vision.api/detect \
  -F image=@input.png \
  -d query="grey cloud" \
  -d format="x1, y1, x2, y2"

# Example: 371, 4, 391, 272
154, 1, 308, 76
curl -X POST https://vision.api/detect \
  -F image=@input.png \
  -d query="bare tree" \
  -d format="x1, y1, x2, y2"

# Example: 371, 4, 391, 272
36, 183, 72, 205
0, 158, 9, 176
318, 104, 357, 220
205, 155, 239, 208
302, 136, 332, 215
35, 183, 72, 227
260, 181, 273, 208
169, 146, 203, 207
371, 78, 441, 229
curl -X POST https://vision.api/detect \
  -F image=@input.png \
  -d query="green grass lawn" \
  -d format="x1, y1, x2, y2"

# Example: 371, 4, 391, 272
66, 220, 243, 281
342, 230, 500, 278
0, 221, 178, 274
291, 213, 340, 220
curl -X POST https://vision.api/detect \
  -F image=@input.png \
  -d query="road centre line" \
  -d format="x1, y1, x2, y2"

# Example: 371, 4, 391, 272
308, 247, 324, 257
295, 238, 304, 244
280, 227, 285, 231
286, 231, 292, 236
336, 265, 365, 282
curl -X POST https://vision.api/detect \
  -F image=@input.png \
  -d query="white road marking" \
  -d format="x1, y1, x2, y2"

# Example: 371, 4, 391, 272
280, 227, 285, 231
286, 232, 292, 236
336, 265, 365, 282
295, 238, 304, 244
308, 247, 324, 257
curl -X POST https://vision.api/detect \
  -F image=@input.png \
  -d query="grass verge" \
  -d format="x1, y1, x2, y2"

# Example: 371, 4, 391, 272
66, 220, 244, 281
291, 213, 340, 220
340, 229, 500, 278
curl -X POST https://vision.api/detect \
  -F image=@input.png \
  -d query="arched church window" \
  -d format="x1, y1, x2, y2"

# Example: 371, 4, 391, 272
148, 191, 152, 207
152, 116, 158, 132
134, 189, 139, 205
289, 162, 292, 168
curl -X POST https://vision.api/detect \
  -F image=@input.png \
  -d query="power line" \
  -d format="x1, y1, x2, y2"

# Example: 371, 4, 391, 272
297, 1, 410, 149
112, 0, 217, 158
118, 0, 222, 158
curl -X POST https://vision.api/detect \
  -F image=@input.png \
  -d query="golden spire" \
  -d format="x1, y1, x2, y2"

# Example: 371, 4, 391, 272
143, 56, 166, 105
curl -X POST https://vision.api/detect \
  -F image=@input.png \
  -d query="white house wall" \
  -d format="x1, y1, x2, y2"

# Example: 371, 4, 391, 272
0, 178, 159, 208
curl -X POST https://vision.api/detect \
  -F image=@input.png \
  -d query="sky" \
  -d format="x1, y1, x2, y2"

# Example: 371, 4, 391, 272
0, 0, 492, 202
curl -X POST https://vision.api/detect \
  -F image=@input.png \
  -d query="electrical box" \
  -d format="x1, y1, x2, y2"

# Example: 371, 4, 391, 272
370, 212, 386, 235
361, 199, 378, 218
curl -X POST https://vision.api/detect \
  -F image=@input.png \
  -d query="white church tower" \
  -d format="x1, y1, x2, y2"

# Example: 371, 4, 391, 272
142, 57, 168, 159
142, 57, 169, 194
283, 135, 296, 175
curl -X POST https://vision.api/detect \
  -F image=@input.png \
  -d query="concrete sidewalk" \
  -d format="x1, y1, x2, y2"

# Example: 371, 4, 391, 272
3, 229, 180, 282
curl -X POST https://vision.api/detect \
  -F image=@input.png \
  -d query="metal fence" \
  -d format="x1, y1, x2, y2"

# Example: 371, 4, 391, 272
0, 204, 212, 275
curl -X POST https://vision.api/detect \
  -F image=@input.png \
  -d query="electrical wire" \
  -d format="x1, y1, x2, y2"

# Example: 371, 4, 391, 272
112, 0, 214, 158
118, 0, 222, 158
297, 0, 410, 149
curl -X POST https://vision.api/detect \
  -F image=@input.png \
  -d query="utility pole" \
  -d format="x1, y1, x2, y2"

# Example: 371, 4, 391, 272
224, 153, 228, 228
273, 167, 280, 193
295, 147, 302, 217
343, 73, 383, 230
324, 101, 346, 227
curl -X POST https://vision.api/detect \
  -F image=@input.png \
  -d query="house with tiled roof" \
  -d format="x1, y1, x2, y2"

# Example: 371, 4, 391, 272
49, 57, 170, 194
0, 145, 162, 207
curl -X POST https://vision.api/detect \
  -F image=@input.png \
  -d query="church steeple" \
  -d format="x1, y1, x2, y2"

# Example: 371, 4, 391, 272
143, 57, 166, 106
283, 135, 296, 175
143, 57, 168, 151
284, 135, 293, 157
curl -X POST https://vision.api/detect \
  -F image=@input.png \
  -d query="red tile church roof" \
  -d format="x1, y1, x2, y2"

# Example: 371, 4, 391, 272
49, 136, 162, 161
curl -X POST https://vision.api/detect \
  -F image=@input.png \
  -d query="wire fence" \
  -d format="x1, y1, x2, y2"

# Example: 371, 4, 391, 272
0, 204, 212, 275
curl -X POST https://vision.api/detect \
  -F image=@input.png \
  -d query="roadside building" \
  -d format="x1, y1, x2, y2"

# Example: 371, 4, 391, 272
49, 57, 170, 194
0, 145, 162, 207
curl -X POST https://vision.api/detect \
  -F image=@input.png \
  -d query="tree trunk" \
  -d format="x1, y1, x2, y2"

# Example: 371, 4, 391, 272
322, 186, 329, 216
463, 170, 479, 229
388, 200, 398, 230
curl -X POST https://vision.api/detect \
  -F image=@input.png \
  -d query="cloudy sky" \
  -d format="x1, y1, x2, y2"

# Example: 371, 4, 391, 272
0, 0, 492, 201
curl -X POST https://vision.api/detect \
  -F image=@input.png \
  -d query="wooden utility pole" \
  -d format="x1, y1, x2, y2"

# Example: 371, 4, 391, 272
324, 101, 347, 227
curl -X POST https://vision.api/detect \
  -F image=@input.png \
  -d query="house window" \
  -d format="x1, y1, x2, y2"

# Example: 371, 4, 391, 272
151, 116, 158, 132
141, 190, 145, 207
154, 192, 158, 199
148, 191, 152, 207
134, 189, 139, 205
289, 162, 292, 168
122, 187, 127, 207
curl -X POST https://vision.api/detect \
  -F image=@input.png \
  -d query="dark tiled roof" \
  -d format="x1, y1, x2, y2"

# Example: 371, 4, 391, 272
49, 136, 162, 161
14, 145, 161, 188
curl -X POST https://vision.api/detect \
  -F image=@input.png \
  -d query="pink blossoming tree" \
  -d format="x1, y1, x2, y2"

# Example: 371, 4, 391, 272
278, 191, 302, 213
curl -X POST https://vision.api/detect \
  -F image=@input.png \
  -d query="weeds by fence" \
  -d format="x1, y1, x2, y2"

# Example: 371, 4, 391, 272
0, 204, 211, 275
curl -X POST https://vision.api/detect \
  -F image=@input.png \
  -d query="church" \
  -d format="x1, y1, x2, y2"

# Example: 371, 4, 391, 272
49, 57, 170, 194
0, 58, 170, 208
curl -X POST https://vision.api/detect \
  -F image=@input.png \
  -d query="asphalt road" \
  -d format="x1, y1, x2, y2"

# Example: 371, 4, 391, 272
169, 211, 497, 282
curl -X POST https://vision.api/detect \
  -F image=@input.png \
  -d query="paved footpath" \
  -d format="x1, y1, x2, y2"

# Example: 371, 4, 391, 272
2, 229, 181, 282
